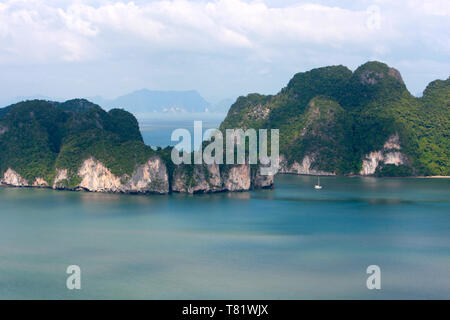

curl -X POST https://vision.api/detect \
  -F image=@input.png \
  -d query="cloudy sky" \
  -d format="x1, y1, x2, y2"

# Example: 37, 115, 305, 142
0, 0, 449, 104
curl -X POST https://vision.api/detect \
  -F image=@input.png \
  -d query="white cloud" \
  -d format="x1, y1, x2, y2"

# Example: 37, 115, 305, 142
0, 0, 448, 100
406, 0, 450, 16
1, 0, 447, 63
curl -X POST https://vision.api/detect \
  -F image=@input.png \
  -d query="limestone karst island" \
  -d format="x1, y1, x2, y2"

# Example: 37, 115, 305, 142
0, 61, 449, 194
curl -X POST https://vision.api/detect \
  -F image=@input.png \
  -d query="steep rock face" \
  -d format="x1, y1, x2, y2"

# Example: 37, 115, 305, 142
251, 165, 274, 188
78, 158, 123, 192
278, 154, 335, 176
206, 164, 223, 190
77, 157, 169, 194
126, 157, 169, 194
359, 67, 403, 85
1, 168, 28, 186
172, 163, 223, 193
33, 177, 48, 187
360, 151, 383, 175
0, 158, 269, 194
53, 169, 68, 189
388, 67, 404, 85
383, 133, 401, 149
172, 163, 257, 193
360, 133, 407, 175
172, 163, 273, 194
0, 169, 48, 188
222, 164, 251, 191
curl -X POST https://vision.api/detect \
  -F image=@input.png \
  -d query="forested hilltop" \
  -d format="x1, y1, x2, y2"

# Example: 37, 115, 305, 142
220, 61, 449, 176
0, 99, 271, 193
0, 99, 159, 187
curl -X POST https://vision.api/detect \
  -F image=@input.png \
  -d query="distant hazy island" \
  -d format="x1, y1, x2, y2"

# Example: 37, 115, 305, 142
89, 89, 214, 114
0, 90, 232, 115
0, 61, 448, 194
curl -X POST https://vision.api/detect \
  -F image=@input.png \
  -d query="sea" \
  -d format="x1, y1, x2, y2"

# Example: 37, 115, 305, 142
0, 116, 449, 299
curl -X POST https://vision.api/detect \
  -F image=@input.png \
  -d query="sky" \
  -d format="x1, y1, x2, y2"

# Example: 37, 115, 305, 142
0, 0, 449, 104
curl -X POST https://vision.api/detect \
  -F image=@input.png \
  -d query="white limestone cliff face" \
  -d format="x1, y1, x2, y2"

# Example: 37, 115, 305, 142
33, 177, 48, 187
1, 168, 29, 186
1, 158, 270, 194
278, 154, 335, 176
252, 165, 274, 189
77, 156, 169, 194
276, 133, 407, 176
223, 164, 251, 191
1, 169, 48, 188
53, 169, 68, 189
172, 163, 223, 193
206, 164, 223, 190
383, 133, 402, 150
78, 158, 123, 192
383, 152, 406, 165
360, 151, 383, 176
126, 157, 169, 194
360, 133, 407, 175
172, 162, 273, 194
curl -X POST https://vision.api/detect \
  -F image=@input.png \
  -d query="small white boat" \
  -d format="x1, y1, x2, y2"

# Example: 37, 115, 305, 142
314, 176, 322, 189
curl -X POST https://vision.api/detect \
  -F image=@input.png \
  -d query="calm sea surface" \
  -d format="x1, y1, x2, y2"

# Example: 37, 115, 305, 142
0, 118, 449, 299
0, 175, 449, 299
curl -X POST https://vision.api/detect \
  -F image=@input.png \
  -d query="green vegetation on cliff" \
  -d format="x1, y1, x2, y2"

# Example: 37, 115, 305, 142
220, 61, 449, 176
0, 99, 155, 184
0, 61, 448, 183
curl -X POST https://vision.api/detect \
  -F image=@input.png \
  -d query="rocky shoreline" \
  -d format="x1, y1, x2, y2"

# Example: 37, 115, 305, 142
2, 169, 446, 196
0, 133, 441, 195
1, 166, 447, 196
278, 134, 409, 177
0, 156, 274, 195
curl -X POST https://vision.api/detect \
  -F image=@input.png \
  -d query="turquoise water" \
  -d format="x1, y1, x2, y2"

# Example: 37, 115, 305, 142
0, 175, 449, 299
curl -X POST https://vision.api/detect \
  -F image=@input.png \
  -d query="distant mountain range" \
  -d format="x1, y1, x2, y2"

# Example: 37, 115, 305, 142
89, 89, 228, 114
1, 90, 232, 114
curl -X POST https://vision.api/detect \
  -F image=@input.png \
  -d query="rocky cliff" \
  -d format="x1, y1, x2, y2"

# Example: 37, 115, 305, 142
278, 154, 335, 176
359, 133, 408, 175
76, 156, 169, 194
16, 156, 169, 194
1, 157, 272, 194
277, 134, 408, 177
172, 163, 223, 193
171, 163, 274, 194
1, 168, 29, 187
0, 98, 274, 195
